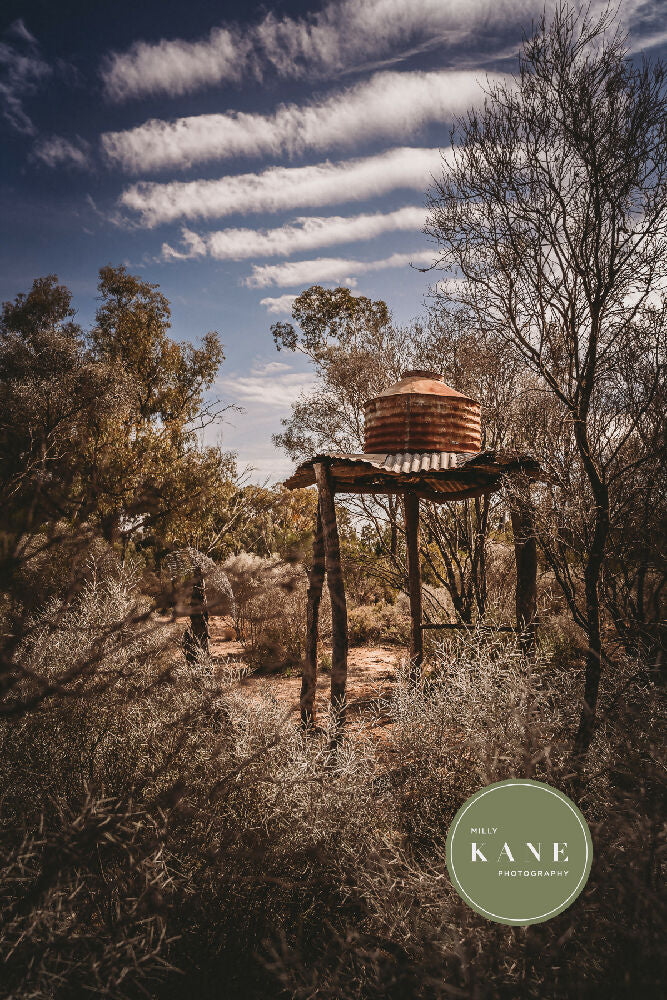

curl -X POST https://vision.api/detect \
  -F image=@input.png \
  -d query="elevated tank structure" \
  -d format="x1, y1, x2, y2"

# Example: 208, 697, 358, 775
363, 370, 481, 455
283, 367, 541, 730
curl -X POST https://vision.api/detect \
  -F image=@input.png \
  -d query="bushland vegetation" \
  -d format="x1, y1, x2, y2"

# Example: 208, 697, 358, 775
1, 5, 665, 998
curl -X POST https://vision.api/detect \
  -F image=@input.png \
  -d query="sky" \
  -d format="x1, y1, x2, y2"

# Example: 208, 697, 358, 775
1, 0, 666, 480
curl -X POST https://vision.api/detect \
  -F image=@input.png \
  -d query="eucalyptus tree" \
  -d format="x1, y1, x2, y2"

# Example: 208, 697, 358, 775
87, 265, 226, 549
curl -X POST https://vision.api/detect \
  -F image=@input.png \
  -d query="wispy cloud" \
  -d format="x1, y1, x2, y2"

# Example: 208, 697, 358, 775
121, 146, 445, 227
7, 19, 37, 45
625, 0, 667, 53
0, 20, 51, 135
100, 0, 666, 103
32, 134, 91, 169
628, 25, 667, 54
244, 249, 434, 288
101, 0, 541, 102
102, 68, 499, 173
161, 205, 426, 262
220, 361, 315, 407
102, 27, 247, 103
260, 294, 298, 316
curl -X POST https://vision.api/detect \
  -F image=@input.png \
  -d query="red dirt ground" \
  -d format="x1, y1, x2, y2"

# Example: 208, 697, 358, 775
206, 615, 405, 730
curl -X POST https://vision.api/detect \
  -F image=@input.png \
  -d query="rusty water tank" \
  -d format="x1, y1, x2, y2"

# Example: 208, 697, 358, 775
364, 370, 481, 454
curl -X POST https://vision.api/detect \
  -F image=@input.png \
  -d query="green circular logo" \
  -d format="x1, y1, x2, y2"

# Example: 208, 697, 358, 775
446, 779, 593, 925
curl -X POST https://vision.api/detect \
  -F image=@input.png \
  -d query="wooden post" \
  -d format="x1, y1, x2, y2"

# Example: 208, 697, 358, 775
403, 493, 423, 679
510, 496, 538, 657
314, 462, 348, 726
301, 507, 325, 728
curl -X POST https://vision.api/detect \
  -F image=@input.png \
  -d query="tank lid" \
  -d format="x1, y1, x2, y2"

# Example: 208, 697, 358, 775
373, 370, 479, 404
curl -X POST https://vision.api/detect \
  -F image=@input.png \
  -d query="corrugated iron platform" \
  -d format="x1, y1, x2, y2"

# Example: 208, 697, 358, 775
284, 450, 540, 501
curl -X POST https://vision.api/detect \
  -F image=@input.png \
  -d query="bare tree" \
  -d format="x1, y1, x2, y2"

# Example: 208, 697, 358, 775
426, 3, 667, 752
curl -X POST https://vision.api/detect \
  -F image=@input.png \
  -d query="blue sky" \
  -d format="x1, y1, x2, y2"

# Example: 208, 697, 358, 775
1, 0, 666, 479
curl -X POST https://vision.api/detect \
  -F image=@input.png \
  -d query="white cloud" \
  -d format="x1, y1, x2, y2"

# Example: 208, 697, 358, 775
161, 205, 426, 262
32, 135, 91, 169
260, 294, 298, 316
101, 27, 247, 103
101, 0, 543, 102
212, 359, 317, 483
244, 249, 435, 289
102, 68, 500, 173
220, 361, 316, 407
0, 25, 51, 135
121, 146, 445, 227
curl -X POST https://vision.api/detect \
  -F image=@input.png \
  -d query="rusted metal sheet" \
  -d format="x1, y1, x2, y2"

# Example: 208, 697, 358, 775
283, 450, 540, 496
364, 370, 482, 454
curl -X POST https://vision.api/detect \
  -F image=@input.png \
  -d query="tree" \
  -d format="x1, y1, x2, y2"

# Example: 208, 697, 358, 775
272, 284, 412, 572
0, 276, 122, 535
426, 3, 667, 751
86, 265, 226, 549
272, 285, 395, 457
416, 307, 550, 624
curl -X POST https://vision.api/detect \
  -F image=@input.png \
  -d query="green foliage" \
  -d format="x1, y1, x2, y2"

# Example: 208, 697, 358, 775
84, 265, 225, 544
91, 265, 223, 434
272, 284, 390, 358
0, 276, 122, 533
271, 285, 408, 459
0, 268, 229, 562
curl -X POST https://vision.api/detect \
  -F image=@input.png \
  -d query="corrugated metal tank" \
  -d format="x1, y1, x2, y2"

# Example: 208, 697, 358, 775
364, 370, 481, 454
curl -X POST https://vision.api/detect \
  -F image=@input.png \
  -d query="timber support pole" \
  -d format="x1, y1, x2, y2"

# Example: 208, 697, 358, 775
403, 494, 423, 679
300, 506, 325, 729
510, 493, 538, 657
314, 462, 348, 727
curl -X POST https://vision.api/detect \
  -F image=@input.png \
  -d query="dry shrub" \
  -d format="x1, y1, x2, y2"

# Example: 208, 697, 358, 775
421, 584, 455, 622
0, 794, 173, 1000
485, 539, 517, 612
270, 640, 665, 1000
1, 568, 176, 997
348, 601, 410, 646
1, 566, 663, 1000
8, 524, 118, 612
224, 551, 331, 670
1, 562, 368, 997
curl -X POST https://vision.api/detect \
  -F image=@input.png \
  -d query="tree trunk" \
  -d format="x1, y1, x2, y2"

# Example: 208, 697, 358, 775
101, 511, 121, 545
314, 463, 348, 726
510, 496, 538, 657
389, 495, 399, 557
301, 507, 325, 728
404, 494, 423, 680
572, 419, 610, 756
184, 568, 209, 665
